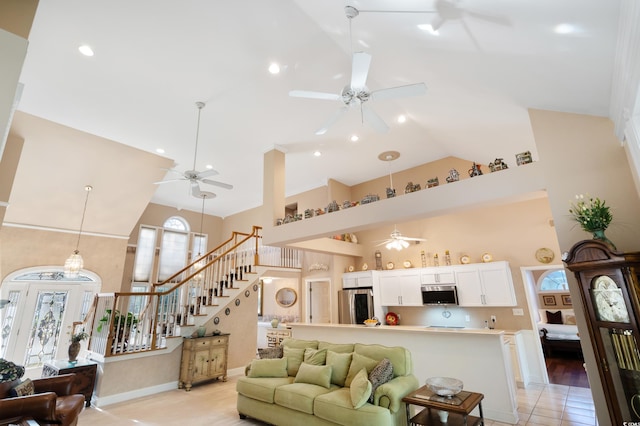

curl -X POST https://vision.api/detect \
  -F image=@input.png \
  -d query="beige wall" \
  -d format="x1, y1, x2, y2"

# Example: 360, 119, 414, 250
0, 0, 39, 39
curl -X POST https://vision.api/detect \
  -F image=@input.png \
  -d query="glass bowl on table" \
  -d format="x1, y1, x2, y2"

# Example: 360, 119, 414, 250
425, 376, 463, 397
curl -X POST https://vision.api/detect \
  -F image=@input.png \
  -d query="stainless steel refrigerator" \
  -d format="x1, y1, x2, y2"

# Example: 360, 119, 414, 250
338, 288, 373, 324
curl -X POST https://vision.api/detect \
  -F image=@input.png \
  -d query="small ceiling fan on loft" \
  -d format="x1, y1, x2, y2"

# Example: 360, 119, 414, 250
289, 6, 427, 135
155, 101, 233, 199
377, 226, 427, 251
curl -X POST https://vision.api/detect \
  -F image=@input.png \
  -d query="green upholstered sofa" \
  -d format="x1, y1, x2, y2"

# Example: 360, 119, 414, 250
236, 338, 419, 426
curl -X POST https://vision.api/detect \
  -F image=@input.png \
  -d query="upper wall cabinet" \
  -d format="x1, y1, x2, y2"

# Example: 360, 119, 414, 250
455, 261, 517, 307
421, 267, 456, 285
342, 271, 376, 288
378, 269, 423, 306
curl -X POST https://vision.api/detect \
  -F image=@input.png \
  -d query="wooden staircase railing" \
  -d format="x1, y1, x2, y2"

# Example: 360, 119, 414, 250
73, 226, 303, 357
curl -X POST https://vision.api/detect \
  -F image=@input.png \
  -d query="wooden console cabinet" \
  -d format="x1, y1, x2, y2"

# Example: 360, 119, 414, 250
179, 333, 229, 391
42, 359, 97, 407
266, 328, 291, 347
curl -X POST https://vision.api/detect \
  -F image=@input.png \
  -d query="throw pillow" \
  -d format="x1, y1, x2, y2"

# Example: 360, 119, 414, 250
294, 362, 332, 389
282, 338, 319, 350
345, 353, 379, 387
349, 368, 372, 409
257, 346, 283, 359
368, 358, 394, 403
247, 358, 288, 378
564, 314, 577, 325
304, 348, 327, 365
0, 358, 25, 383
283, 346, 305, 376
546, 310, 563, 324
9, 378, 34, 397
326, 351, 352, 386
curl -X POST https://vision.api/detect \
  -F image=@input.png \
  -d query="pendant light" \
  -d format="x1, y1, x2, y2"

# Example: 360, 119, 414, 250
64, 185, 92, 278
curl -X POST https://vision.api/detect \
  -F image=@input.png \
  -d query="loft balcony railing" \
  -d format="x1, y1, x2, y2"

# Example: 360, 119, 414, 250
73, 226, 303, 357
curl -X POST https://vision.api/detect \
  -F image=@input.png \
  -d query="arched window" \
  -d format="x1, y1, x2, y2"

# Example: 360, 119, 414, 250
537, 269, 569, 291
164, 216, 190, 232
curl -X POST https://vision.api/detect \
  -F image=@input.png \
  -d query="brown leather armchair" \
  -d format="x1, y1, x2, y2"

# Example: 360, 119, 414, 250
0, 373, 85, 426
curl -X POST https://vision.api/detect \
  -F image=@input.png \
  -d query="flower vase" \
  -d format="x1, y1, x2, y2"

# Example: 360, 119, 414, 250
68, 342, 81, 363
592, 229, 617, 250
197, 325, 207, 337
271, 318, 279, 329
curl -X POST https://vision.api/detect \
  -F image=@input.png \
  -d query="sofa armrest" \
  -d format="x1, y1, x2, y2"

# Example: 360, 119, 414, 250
0, 391, 57, 423
33, 373, 76, 396
373, 375, 419, 413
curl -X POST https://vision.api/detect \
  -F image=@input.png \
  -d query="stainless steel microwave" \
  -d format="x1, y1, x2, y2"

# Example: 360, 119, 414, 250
421, 284, 458, 305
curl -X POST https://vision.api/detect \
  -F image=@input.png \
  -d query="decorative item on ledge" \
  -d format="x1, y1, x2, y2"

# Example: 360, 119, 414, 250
426, 177, 439, 188
488, 158, 508, 172
308, 263, 329, 272
445, 168, 459, 183
386, 187, 396, 198
516, 151, 533, 165
468, 162, 483, 177
361, 193, 380, 204
568, 194, 616, 250
405, 181, 421, 194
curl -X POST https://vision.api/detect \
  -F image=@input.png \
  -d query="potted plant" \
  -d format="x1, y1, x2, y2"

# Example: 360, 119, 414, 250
69, 331, 88, 362
568, 194, 616, 249
97, 309, 139, 349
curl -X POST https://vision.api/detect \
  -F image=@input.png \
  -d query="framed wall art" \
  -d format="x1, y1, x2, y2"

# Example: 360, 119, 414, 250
543, 295, 556, 306
562, 294, 572, 306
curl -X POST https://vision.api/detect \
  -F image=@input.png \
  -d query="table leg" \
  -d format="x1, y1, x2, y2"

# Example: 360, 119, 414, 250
478, 401, 484, 425
405, 402, 411, 426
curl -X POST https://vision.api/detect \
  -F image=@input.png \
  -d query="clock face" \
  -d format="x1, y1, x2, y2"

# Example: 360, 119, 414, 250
592, 276, 630, 323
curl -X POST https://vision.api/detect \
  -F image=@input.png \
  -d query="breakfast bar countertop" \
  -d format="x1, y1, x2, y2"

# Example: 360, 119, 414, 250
289, 323, 506, 335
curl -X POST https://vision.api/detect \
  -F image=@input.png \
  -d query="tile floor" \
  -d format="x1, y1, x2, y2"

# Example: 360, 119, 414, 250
78, 375, 597, 425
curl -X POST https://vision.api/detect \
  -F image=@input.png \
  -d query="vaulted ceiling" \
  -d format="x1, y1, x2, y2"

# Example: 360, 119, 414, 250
11, 0, 623, 221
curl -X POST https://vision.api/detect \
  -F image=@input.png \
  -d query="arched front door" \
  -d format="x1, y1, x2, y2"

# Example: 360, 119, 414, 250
0, 267, 101, 376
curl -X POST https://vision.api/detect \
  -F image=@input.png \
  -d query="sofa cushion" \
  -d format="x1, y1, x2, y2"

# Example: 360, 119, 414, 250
294, 363, 332, 389
9, 378, 34, 397
248, 358, 288, 378
274, 382, 337, 414
282, 338, 319, 350
326, 351, 352, 386
257, 346, 283, 359
303, 348, 327, 365
350, 368, 372, 409
236, 376, 295, 403
283, 347, 305, 376
368, 358, 393, 403
354, 343, 412, 378
318, 342, 355, 354
315, 388, 393, 426
345, 353, 378, 387
546, 310, 563, 324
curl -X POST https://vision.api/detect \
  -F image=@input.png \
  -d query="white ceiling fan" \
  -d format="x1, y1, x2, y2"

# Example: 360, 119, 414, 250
376, 226, 427, 251
155, 101, 233, 199
289, 6, 427, 135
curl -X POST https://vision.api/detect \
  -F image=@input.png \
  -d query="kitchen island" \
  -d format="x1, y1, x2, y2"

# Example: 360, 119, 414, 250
289, 323, 518, 424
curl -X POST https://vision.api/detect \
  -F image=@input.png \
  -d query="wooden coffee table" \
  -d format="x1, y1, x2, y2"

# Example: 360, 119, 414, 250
403, 385, 484, 426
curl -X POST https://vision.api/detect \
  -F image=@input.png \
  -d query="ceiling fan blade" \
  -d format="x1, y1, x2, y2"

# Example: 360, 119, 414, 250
351, 52, 372, 89
371, 83, 427, 101
315, 106, 349, 135
399, 237, 427, 242
201, 179, 233, 190
289, 90, 341, 101
375, 240, 393, 247
461, 20, 483, 52
196, 169, 219, 178
431, 16, 445, 31
466, 10, 511, 26
361, 104, 389, 133
154, 178, 185, 184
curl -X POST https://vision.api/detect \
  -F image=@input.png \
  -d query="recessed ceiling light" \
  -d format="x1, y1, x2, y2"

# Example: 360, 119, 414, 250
78, 45, 94, 56
206, 164, 214, 169
350, 135, 359, 142
313, 151, 322, 157
397, 115, 407, 124
554, 23, 576, 35
418, 24, 439, 36
268, 62, 281, 74
156, 148, 165, 154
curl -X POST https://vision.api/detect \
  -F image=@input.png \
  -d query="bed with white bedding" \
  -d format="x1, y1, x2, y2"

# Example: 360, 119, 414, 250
537, 309, 582, 357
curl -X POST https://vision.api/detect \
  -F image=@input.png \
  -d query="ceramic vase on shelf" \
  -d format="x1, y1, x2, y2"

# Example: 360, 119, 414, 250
271, 318, 279, 329
591, 229, 617, 251
197, 325, 206, 337
68, 342, 81, 363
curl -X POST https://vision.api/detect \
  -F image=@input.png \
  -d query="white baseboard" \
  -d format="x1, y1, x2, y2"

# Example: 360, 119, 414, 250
94, 381, 179, 407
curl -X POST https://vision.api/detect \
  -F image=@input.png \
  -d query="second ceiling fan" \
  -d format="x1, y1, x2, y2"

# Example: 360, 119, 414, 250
289, 6, 427, 135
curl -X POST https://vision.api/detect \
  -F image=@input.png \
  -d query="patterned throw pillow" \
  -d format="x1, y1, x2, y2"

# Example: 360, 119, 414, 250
546, 310, 563, 324
10, 378, 34, 397
368, 358, 394, 403
0, 358, 25, 383
258, 346, 283, 359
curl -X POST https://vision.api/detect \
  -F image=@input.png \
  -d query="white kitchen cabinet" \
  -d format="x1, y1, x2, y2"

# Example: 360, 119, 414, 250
420, 267, 455, 284
378, 270, 422, 306
342, 271, 374, 288
455, 261, 516, 307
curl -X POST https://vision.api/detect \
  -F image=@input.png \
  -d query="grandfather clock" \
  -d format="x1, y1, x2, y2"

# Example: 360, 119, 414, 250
564, 240, 640, 423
